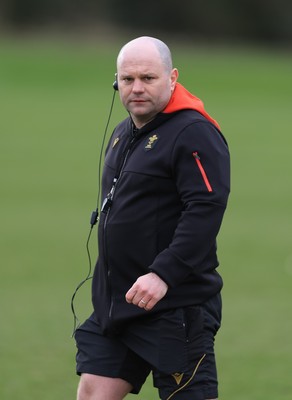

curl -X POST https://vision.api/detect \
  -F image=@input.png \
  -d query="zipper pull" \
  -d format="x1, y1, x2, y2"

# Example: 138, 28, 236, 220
101, 178, 117, 214
101, 195, 112, 214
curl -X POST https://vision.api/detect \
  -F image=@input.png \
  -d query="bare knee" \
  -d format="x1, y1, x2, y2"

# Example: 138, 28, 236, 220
77, 373, 132, 400
77, 374, 94, 399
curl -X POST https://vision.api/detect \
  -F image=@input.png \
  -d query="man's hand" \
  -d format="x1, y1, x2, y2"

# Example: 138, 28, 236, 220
125, 272, 168, 311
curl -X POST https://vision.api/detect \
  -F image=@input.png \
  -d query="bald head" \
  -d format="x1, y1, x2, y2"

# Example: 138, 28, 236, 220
115, 36, 178, 128
117, 36, 173, 73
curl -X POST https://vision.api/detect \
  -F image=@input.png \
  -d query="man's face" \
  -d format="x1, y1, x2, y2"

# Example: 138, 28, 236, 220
117, 45, 177, 128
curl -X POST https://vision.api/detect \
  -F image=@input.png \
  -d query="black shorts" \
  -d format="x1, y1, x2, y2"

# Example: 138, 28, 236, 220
75, 294, 221, 400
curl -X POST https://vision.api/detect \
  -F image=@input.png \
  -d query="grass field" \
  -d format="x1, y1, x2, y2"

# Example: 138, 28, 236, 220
1, 36, 292, 399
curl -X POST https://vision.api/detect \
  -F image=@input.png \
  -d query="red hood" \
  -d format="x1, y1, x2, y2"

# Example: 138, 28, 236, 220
163, 82, 220, 130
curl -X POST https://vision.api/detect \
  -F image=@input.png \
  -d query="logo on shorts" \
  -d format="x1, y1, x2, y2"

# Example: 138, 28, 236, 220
144, 134, 159, 151
171, 372, 184, 385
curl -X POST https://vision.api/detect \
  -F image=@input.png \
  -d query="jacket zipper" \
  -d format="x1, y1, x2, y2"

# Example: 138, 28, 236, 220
101, 133, 138, 322
101, 135, 137, 214
192, 152, 213, 192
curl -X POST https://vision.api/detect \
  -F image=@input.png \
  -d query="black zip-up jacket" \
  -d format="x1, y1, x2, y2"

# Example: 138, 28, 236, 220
92, 84, 230, 335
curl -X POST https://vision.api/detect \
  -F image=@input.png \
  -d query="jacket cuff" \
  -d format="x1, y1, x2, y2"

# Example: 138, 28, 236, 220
149, 250, 193, 288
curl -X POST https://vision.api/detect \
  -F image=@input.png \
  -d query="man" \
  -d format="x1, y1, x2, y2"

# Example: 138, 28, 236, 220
75, 36, 230, 400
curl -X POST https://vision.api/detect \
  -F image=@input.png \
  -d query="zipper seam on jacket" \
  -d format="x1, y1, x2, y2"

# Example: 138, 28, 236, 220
192, 152, 213, 192
102, 134, 138, 322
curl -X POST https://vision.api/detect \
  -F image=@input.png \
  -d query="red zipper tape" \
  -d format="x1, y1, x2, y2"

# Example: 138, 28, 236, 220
192, 152, 213, 192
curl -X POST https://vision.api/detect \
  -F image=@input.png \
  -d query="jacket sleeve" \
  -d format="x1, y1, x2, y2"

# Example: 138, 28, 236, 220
149, 120, 230, 288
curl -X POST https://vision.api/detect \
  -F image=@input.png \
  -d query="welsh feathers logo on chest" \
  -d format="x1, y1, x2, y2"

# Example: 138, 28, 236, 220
144, 134, 159, 151
112, 137, 120, 148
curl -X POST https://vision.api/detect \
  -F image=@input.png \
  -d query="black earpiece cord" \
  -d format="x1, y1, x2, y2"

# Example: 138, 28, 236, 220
71, 89, 117, 336
94, 89, 117, 222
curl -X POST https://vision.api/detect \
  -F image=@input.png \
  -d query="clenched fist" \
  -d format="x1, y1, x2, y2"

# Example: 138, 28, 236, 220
125, 272, 168, 310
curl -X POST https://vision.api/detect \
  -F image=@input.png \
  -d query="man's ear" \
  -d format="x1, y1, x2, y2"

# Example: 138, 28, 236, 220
170, 68, 179, 91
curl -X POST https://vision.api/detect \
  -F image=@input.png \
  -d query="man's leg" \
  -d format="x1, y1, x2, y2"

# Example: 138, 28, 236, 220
77, 373, 132, 400
74, 314, 151, 398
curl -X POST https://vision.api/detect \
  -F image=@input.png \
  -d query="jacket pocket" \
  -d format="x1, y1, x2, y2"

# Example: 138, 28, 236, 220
192, 152, 213, 192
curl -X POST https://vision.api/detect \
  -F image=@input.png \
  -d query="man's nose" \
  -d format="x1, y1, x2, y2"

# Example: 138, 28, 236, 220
132, 79, 144, 92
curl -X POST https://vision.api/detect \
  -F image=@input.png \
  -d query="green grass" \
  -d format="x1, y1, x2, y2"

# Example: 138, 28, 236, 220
1, 37, 292, 399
